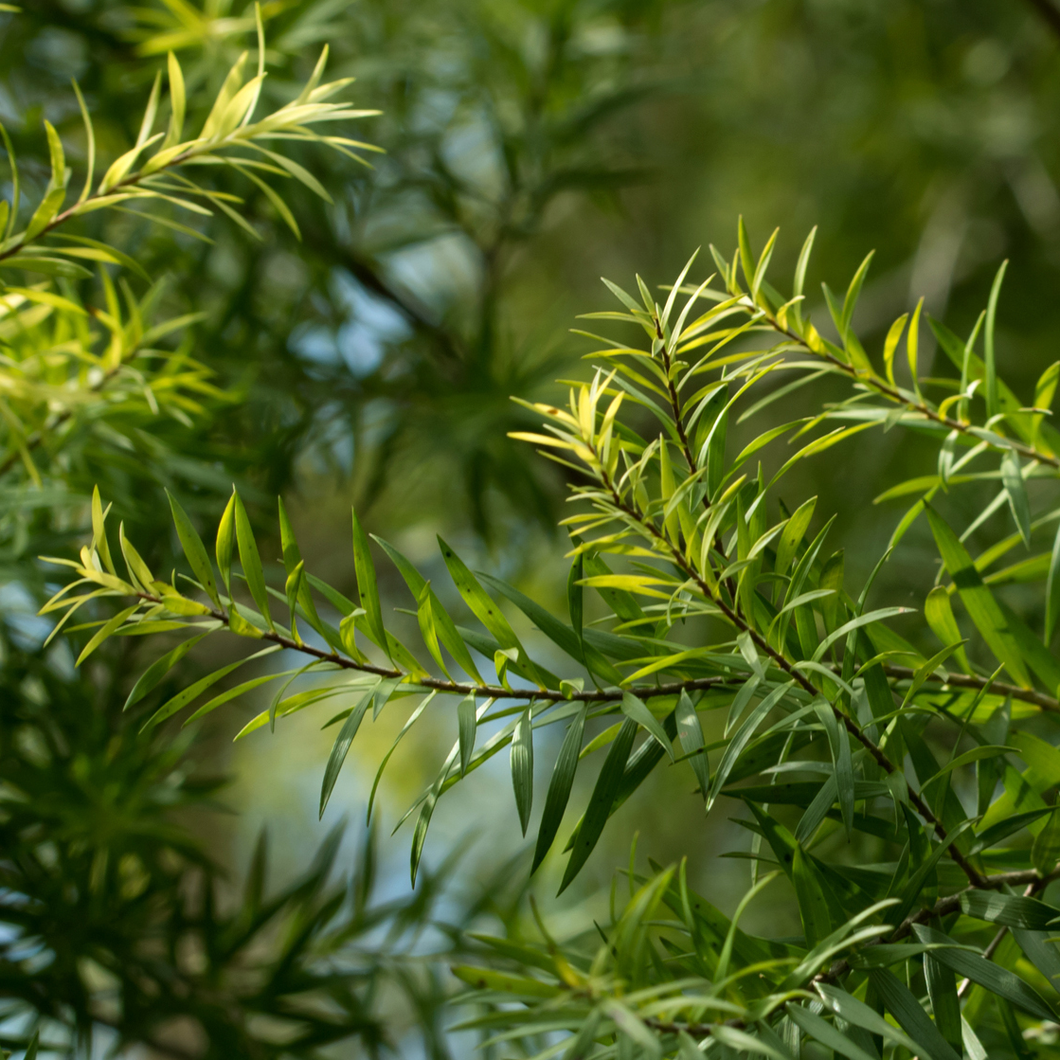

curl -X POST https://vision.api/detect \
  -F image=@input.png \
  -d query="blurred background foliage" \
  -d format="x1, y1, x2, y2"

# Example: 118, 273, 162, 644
6, 0, 1060, 1056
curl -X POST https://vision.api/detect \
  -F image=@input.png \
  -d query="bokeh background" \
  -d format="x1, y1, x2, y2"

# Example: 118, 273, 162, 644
6, 0, 1060, 1055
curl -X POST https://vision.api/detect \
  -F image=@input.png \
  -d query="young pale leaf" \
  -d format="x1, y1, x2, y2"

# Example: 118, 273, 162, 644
984, 260, 1008, 418
216, 492, 237, 592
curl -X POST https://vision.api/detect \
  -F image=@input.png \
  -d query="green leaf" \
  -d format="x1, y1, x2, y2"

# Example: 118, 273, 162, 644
568, 549, 584, 645
984, 260, 1008, 418
926, 506, 1031, 687
77, 604, 140, 666
319, 681, 379, 818
411, 745, 458, 886
840, 250, 874, 340
792, 843, 833, 946
479, 571, 623, 684
511, 708, 534, 836
958, 891, 1060, 930
560, 717, 637, 893
883, 313, 908, 386
708, 682, 793, 812
914, 924, 1056, 1020
453, 691, 474, 775
1001, 451, 1031, 545
620, 691, 673, 761
144, 647, 279, 731
439, 537, 544, 685
1033, 809, 1060, 875
816, 983, 934, 1060
168, 491, 220, 607
1013, 929, 1060, 998
675, 690, 709, 798
119, 523, 155, 590
1046, 520, 1060, 642
352, 509, 387, 655
233, 490, 272, 630
124, 630, 210, 711
924, 585, 971, 673
906, 297, 924, 397
375, 536, 484, 683
785, 1004, 877, 1060
216, 491, 236, 592
864, 968, 961, 1060
532, 704, 587, 873
924, 952, 963, 1058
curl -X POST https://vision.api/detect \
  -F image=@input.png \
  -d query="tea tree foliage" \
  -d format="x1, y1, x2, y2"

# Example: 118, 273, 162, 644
0, 17, 489, 1060
54, 217, 1060, 1056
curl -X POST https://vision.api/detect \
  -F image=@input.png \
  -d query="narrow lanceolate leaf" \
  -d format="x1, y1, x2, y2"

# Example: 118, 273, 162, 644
984, 259, 1008, 418
914, 924, 1057, 1020
707, 682, 793, 812
1001, 451, 1031, 545
216, 491, 236, 592
620, 691, 674, 761
77, 605, 140, 666
925, 951, 962, 1058
352, 508, 387, 655
863, 969, 961, 1060
234, 491, 273, 630
511, 708, 534, 836
532, 705, 587, 874
924, 585, 971, 673
816, 984, 933, 1060
1047, 520, 1060, 643
411, 745, 458, 885
560, 717, 637, 893
958, 891, 1060, 930
438, 537, 544, 685
374, 536, 484, 683
168, 491, 220, 607
785, 1004, 878, 1060
123, 631, 210, 711
319, 682, 379, 818
776, 496, 817, 576
926, 506, 1031, 687
675, 690, 709, 798
457, 693, 476, 777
